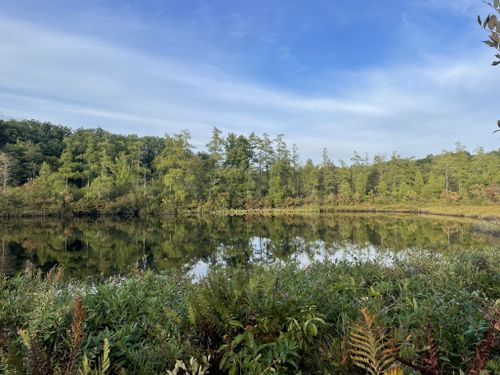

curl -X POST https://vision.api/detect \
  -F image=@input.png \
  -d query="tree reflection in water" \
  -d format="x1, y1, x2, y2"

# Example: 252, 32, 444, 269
0, 214, 498, 279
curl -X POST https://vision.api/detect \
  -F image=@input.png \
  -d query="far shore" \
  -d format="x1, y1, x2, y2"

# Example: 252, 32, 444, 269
2, 204, 500, 221
210, 204, 500, 221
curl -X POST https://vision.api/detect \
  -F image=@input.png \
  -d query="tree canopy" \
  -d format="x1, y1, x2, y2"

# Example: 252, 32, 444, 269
0, 119, 499, 215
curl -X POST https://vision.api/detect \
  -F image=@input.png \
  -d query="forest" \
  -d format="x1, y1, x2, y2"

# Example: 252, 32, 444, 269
0, 119, 499, 216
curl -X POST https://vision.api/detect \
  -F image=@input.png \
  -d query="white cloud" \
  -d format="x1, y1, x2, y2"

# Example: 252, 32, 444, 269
0, 17, 498, 162
410, 0, 480, 13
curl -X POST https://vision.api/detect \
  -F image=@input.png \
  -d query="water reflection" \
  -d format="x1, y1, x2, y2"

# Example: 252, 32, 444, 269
0, 215, 498, 278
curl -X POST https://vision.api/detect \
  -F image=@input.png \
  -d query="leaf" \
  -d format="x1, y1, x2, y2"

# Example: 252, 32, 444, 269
17, 329, 31, 350
384, 366, 404, 375
483, 40, 498, 47
484, 15, 491, 29
306, 322, 318, 337
488, 15, 498, 30
231, 333, 246, 348
349, 308, 397, 375
228, 319, 244, 329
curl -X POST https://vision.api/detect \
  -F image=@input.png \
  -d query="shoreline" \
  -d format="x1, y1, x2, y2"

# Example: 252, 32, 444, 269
209, 204, 500, 221
1, 204, 500, 221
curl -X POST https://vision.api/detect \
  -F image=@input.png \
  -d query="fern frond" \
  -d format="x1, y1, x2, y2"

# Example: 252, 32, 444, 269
17, 329, 31, 350
349, 308, 397, 375
423, 322, 440, 374
28, 339, 52, 375
468, 319, 499, 375
77, 339, 111, 375
78, 355, 91, 375
65, 296, 85, 375
99, 339, 110, 375
384, 366, 404, 375
486, 357, 500, 374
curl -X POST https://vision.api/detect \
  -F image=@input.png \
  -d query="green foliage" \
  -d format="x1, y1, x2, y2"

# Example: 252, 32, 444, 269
79, 339, 110, 375
219, 329, 300, 374
1, 244, 498, 374
349, 308, 396, 375
1, 119, 499, 216
286, 306, 325, 352
486, 357, 500, 374
166, 355, 211, 375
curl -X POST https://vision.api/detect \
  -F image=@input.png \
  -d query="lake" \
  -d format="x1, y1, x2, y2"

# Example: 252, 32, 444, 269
1, 214, 499, 279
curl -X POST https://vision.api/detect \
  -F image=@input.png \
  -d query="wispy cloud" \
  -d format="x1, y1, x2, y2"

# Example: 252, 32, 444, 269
0, 16, 498, 162
410, 0, 480, 13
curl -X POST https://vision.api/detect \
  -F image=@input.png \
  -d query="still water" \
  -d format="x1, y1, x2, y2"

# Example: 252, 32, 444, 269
0, 214, 498, 279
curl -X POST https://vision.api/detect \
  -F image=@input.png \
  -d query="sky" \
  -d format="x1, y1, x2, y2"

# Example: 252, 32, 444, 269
0, 0, 499, 162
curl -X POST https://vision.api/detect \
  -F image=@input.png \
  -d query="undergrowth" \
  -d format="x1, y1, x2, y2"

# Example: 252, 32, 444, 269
0, 247, 498, 374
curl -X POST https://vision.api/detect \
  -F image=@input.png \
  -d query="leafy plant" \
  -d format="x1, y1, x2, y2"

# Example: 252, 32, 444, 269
166, 356, 211, 375
65, 296, 85, 375
349, 308, 397, 375
79, 339, 110, 375
219, 328, 300, 375
468, 318, 499, 375
384, 367, 404, 375
18, 329, 52, 375
286, 305, 325, 351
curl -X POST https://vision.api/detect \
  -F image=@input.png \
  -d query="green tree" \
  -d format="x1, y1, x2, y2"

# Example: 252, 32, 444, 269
0, 152, 15, 188
206, 127, 226, 206
110, 153, 134, 195
268, 135, 295, 206
414, 169, 424, 196
320, 148, 336, 202
301, 159, 319, 204
255, 133, 274, 202
351, 152, 369, 203
223, 133, 255, 208
155, 131, 197, 213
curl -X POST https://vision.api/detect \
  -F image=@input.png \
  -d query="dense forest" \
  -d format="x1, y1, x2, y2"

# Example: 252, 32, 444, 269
0, 119, 499, 215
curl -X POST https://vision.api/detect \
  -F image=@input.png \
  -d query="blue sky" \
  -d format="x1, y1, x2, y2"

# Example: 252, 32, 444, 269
0, 0, 498, 161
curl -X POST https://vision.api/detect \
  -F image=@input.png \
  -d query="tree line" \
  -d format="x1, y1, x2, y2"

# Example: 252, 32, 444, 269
0, 119, 499, 215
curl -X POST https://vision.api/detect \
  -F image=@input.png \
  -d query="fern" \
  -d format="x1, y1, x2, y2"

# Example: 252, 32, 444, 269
468, 319, 499, 375
100, 339, 110, 375
79, 355, 91, 375
423, 322, 440, 375
384, 367, 404, 375
18, 329, 52, 375
349, 308, 397, 375
0, 348, 19, 375
78, 339, 111, 375
65, 296, 85, 375
166, 356, 211, 375
486, 358, 500, 374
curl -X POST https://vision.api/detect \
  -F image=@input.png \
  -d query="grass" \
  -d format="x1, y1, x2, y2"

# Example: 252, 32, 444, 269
0, 246, 499, 374
213, 204, 500, 220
